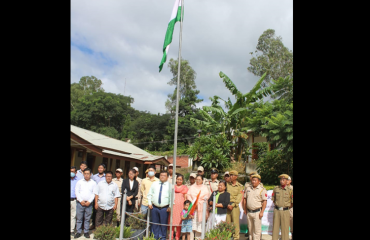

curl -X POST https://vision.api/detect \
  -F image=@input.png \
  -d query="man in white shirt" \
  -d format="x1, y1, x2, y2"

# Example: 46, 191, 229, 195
148, 171, 172, 240
74, 168, 97, 239
94, 171, 120, 228
76, 161, 88, 180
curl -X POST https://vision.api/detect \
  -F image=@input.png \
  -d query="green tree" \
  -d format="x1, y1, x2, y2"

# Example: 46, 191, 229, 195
71, 76, 106, 111
187, 134, 232, 172
165, 58, 205, 148
71, 82, 84, 110
191, 72, 269, 162
71, 91, 135, 138
248, 29, 293, 87
167, 58, 197, 98
79, 75, 105, 95
244, 77, 293, 183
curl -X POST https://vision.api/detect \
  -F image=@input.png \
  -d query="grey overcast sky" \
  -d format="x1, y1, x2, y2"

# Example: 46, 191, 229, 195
71, 0, 292, 114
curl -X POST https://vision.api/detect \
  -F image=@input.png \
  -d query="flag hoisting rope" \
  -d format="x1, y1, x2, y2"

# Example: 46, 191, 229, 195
157, 0, 185, 239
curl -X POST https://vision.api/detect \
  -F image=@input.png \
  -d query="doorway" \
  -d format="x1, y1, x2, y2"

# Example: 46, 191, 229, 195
86, 154, 96, 173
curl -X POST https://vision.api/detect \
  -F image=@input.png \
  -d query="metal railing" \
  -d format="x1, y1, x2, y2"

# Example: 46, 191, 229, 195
118, 189, 216, 240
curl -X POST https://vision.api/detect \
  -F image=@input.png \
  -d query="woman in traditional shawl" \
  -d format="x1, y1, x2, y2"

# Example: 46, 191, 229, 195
186, 174, 210, 240
168, 174, 188, 240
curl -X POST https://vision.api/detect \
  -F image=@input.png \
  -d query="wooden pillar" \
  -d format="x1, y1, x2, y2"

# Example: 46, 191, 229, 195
109, 158, 113, 171
82, 149, 87, 162
71, 148, 76, 167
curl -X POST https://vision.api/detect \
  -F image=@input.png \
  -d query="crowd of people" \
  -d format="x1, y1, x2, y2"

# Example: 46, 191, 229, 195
70, 161, 293, 240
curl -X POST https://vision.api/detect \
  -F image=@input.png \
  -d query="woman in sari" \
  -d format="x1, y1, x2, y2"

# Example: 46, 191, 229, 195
168, 174, 188, 240
187, 174, 210, 240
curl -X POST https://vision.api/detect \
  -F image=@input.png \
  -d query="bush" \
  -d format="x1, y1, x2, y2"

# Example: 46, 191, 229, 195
214, 221, 236, 235
204, 228, 232, 240
93, 224, 116, 240
125, 212, 147, 229
114, 225, 134, 238
143, 233, 156, 240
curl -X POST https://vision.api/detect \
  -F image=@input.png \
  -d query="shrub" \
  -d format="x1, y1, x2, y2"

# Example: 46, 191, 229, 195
93, 224, 116, 240
215, 221, 236, 235
114, 225, 134, 238
143, 233, 156, 240
204, 228, 232, 240
125, 213, 147, 229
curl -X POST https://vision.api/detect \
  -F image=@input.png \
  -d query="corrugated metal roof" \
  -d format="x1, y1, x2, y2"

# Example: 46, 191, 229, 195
102, 149, 164, 162
71, 125, 156, 156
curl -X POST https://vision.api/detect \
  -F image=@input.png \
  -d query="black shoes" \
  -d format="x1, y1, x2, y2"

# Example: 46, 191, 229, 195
74, 233, 81, 238
71, 232, 75, 236
84, 233, 90, 238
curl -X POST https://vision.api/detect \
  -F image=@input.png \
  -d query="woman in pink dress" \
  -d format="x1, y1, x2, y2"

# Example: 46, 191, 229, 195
168, 174, 188, 240
187, 175, 210, 240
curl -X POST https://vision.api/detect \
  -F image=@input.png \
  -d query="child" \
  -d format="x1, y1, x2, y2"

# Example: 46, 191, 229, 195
181, 200, 193, 240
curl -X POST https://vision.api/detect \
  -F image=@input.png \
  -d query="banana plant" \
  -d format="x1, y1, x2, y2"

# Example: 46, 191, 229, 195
191, 72, 270, 162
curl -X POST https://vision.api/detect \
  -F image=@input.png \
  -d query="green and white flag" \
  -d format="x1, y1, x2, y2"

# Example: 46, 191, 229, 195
159, 0, 183, 72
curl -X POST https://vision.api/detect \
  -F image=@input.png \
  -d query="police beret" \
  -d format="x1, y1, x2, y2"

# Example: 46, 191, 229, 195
210, 168, 218, 174
278, 174, 289, 179
251, 174, 261, 180
248, 171, 257, 176
229, 170, 238, 175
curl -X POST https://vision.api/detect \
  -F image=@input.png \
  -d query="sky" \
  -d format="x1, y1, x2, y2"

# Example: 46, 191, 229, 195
71, 0, 293, 114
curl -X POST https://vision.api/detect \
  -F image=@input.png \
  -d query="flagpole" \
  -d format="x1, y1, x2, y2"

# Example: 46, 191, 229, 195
169, 0, 184, 239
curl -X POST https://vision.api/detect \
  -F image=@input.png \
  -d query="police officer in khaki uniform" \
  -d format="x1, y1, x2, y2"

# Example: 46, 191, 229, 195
243, 171, 263, 239
272, 174, 293, 240
226, 170, 244, 240
112, 168, 124, 226
185, 172, 196, 187
204, 168, 220, 193
287, 176, 293, 239
244, 174, 267, 240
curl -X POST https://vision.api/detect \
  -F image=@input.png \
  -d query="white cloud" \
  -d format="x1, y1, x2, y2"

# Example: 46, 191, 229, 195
71, 0, 293, 114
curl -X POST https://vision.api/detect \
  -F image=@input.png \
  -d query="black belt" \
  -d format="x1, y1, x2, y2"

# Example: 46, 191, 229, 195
248, 208, 261, 213
71, 198, 76, 201
275, 206, 289, 211
153, 204, 169, 210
